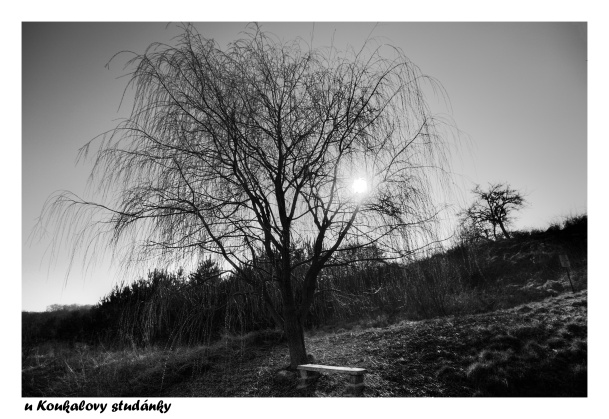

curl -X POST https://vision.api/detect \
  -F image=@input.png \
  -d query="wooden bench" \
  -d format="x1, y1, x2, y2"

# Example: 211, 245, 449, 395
297, 364, 367, 396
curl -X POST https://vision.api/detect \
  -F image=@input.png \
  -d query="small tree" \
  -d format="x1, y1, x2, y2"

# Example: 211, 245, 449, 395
38, 24, 455, 368
461, 183, 526, 240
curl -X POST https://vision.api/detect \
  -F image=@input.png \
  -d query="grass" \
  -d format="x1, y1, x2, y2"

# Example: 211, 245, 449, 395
23, 289, 587, 397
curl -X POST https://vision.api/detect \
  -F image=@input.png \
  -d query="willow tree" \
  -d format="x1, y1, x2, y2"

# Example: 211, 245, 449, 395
41, 24, 454, 368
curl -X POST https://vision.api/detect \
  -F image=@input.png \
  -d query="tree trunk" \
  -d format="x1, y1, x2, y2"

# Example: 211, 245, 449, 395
279, 276, 308, 369
283, 304, 307, 369
498, 221, 511, 239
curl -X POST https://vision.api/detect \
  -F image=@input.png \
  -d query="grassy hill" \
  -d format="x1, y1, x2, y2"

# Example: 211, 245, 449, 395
23, 289, 586, 397
168, 290, 587, 397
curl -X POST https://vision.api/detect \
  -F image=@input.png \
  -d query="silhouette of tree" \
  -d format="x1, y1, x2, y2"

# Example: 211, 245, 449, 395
461, 183, 526, 240
39, 24, 455, 368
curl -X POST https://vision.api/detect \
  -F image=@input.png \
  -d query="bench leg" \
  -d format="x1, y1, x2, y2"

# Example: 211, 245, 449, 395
297, 370, 320, 389
345, 375, 365, 396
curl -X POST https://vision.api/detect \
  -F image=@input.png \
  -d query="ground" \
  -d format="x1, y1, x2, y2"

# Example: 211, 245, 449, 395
23, 290, 586, 397
160, 290, 587, 397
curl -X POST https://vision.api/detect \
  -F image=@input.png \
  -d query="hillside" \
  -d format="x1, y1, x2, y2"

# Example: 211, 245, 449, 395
24, 289, 587, 397
170, 290, 587, 397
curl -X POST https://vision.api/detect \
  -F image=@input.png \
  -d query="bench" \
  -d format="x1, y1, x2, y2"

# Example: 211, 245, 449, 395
297, 364, 367, 396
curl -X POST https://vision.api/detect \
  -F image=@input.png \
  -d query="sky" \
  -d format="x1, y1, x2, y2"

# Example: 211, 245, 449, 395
20, 21, 587, 313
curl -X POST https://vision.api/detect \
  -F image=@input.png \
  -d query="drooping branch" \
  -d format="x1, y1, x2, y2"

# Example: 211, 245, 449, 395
36, 24, 458, 358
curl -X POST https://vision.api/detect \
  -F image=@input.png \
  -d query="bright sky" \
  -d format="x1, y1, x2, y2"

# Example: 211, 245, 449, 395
20, 21, 588, 312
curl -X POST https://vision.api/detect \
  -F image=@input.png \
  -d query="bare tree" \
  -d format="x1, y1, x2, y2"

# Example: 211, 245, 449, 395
38, 24, 455, 368
461, 183, 526, 240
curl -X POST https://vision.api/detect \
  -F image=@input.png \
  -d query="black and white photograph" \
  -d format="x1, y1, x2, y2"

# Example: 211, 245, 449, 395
12, 5, 604, 414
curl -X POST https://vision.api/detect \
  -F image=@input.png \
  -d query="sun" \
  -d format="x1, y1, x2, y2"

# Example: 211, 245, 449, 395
352, 178, 368, 195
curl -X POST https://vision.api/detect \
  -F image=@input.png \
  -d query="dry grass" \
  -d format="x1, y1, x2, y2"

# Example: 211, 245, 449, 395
25, 289, 585, 397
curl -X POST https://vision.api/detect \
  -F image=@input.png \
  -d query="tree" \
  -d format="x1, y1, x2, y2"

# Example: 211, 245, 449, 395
39, 24, 454, 368
461, 183, 526, 240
